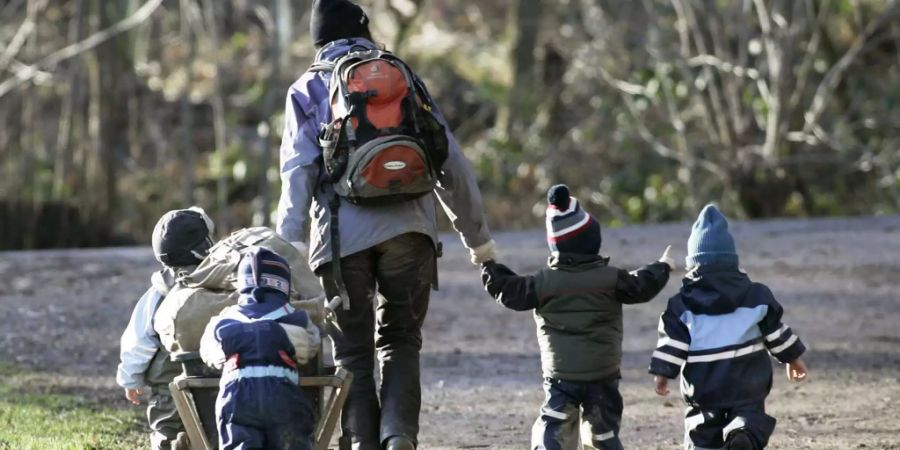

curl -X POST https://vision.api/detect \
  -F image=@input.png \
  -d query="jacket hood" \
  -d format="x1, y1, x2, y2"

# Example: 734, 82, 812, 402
680, 265, 752, 314
548, 253, 609, 270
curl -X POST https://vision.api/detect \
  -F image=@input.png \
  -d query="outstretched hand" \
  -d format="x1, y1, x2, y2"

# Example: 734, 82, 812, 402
659, 245, 676, 271
654, 376, 670, 396
787, 358, 808, 382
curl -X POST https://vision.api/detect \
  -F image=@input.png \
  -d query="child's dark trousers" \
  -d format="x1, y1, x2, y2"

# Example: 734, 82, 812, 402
684, 401, 775, 449
532, 376, 624, 450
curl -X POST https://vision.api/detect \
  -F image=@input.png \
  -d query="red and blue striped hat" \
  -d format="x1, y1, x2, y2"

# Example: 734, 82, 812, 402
237, 246, 291, 297
545, 184, 602, 255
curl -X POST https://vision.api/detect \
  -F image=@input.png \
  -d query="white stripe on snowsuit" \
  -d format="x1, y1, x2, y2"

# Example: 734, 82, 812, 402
769, 334, 799, 355
221, 365, 299, 385
591, 431, 615, 442
686, 342, 766, 363
652, 350, 686, 366
764, 324, 788, 342
658, 336, 690, 351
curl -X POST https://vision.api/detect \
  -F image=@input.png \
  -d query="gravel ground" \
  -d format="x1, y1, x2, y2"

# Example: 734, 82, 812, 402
1, 214, 899, 449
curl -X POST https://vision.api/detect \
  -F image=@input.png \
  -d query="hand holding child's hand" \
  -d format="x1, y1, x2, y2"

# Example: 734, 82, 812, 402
659, 245, 676, 271
654, 376, 669, 396
470, 240, 498, 265
125, 388, 143, 405
787, 358, 808, 382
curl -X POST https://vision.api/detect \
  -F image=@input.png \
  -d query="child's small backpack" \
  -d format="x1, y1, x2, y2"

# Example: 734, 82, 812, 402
311, 47, 449, 205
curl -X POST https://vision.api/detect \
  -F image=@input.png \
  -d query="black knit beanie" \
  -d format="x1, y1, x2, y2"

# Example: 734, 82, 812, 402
310, 0, 370, 47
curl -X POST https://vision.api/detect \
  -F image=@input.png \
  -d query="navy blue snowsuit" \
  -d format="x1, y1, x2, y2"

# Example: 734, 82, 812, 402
213, 300, 315, 450
649, 265, 806, 449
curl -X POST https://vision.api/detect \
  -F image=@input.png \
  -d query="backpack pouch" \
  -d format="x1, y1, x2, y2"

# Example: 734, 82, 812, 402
335, 135, 436, 205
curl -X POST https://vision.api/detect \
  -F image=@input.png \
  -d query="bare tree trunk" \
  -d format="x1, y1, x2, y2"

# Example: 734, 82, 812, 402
201, 0, 229, 234
502, 0, 543, 138
53, 0, 87, 201
96, 0, 132, 219
180, 0, 196, 205
277, 0, 292, 69
257, 0, 284, 227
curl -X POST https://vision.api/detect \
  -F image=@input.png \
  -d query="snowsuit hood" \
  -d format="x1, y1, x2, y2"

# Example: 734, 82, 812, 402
680, 265, 753, 314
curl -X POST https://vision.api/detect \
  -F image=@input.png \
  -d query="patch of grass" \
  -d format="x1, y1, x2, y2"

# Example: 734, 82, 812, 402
0, 366, 148, 450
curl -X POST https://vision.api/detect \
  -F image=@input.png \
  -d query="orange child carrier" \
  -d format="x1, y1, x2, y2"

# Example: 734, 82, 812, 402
312, 47, 448, 204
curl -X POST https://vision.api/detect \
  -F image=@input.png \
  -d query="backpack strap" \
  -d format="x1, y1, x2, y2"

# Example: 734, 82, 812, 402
323, 182, 351, 311
309, 60, 336, 73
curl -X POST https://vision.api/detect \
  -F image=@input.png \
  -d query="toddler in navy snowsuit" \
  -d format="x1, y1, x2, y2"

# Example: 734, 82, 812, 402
200, 246, 320, 450
649, 205, 809, 450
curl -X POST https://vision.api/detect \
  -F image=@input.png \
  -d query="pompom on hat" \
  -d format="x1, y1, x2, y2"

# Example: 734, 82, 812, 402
545, 184, 602, 255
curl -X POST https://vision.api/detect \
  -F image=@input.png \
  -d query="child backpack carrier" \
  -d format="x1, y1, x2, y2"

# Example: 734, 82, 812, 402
311, 46, 449, 204
310, 45, 448, 309
154, 227, 327, 355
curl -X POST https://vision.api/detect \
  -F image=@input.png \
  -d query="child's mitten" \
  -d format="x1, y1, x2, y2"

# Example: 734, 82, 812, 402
280, 323, 319, 365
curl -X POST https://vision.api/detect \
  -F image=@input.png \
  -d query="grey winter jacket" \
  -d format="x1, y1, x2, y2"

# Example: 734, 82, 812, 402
275, 38, 491, 270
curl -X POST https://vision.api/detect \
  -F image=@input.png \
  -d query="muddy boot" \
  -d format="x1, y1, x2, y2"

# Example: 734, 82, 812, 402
724, 430, 757, 450
384, 436, 415, 450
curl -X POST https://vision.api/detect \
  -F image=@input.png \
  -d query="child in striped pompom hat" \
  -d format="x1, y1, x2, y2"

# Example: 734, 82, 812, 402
480, 184, 674, 450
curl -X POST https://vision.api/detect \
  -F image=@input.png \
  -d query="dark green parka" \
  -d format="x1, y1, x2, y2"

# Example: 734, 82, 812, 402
482, 253, 670, 381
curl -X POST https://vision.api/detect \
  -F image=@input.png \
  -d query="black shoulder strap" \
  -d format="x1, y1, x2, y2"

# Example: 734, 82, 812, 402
322, 182, 351, 311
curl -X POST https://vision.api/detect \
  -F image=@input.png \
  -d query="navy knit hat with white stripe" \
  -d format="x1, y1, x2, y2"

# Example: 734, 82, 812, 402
237, 246, 292, 299
546, 184, 602, 255
686, 204, 739, 268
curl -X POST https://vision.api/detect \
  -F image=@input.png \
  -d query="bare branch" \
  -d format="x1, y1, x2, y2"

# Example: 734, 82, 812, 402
0, 0, 164, 99
687, 54, 761, 80
802, 0, 900, 134
8, 59, 53, 83
787, 0, 828, 112
0, 0, 48, 73
619, 93, 727, 181
595, 64, 647, 96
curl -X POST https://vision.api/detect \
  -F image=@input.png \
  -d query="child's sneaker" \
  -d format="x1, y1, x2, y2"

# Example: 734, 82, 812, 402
724, 430, 756, 450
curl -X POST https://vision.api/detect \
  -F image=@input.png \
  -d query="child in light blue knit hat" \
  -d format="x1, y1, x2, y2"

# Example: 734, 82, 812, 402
648, 204, 808, 450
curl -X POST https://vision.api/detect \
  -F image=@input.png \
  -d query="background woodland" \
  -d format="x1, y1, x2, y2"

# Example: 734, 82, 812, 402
1, 0, 898, 249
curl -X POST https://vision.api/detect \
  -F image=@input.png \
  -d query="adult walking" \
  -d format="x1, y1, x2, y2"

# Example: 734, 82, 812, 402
275, 1, 496, 449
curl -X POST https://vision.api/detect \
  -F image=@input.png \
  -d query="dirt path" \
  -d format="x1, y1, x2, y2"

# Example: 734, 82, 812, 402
1, 215, 899, 449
